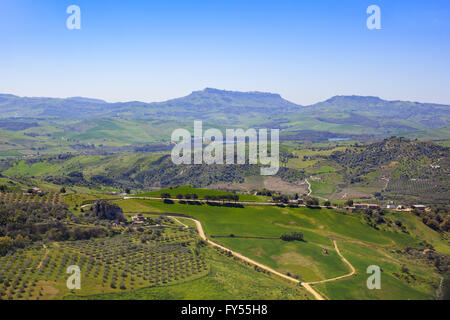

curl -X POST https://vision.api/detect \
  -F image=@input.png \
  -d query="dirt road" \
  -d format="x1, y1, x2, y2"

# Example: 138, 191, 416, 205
306, 240, 356, 285
306, 179, 312, 196
37, 244, 49, 269
171, 216, 356, 300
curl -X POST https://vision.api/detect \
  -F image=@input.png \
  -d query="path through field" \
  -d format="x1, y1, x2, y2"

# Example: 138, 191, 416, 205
37, 244, 49, 269
306, 179, 312, 196
306, 240, 356, 285
169, 215, 356, 300
304, 179, 329, 201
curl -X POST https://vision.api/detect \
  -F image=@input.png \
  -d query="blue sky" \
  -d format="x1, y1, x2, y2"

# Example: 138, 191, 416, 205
0, 0, 449, 105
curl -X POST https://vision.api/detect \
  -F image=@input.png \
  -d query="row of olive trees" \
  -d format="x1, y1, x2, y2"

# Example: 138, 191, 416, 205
161, 192, 239, 203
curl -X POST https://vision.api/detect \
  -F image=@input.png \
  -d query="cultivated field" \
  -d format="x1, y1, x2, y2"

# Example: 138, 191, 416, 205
112, 198, 446, 299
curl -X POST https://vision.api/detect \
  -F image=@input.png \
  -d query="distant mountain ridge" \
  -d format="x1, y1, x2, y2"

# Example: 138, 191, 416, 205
66, 97, 107, 104
0, 88, 302, 120
161, 88, 296, 107
0, 89, 449, 135
306, 95, 449, 129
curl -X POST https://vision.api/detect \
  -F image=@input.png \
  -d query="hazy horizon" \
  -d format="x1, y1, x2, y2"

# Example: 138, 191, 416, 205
2, 88, 450, 106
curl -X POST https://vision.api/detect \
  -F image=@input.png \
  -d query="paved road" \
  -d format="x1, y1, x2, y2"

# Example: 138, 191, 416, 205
170, 216, 357, 301
124, 196, 281, 206
81, 197, 280, 208
118, 196, 338, 209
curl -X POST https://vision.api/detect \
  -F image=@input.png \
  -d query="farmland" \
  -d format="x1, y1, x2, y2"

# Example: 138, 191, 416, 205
1, 0, 450, 304
69, 245, 309, 300
0, 229, 208, 300
0, 135, 449, 300
138, 186, 266, 202
107, 197, 447, 299
0, 190, 313, 300
2, 137, 448, 205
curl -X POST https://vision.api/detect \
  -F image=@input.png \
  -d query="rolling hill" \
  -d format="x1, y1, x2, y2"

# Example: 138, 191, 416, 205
1, 89, 449, 136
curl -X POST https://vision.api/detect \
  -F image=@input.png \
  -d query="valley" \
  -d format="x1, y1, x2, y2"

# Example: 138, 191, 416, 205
0, 89, 449, 301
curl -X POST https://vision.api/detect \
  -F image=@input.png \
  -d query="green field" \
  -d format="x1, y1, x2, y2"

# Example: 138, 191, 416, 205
314, 242, 437, 300
111, 198, 445, 299
68, 246, 310, 300
215, 238, 349, 282
138, 186, 265, 202
119, 199, 413, 245
0, 217, 212, 300
1, 136, 448, 300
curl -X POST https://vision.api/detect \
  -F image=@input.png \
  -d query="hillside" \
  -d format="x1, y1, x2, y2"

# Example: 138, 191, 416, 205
0, 91, 449, 160
310, 95, 449, 128
1, 90, 448, 137
1, 153, 304, 191
2, 137, 448, 204
0, 89, 302, 123
331, 137, 447, 177
309, 137, 450, 203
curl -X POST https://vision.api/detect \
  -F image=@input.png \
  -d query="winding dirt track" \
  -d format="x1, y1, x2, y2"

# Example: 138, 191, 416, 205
305, 179, 312, 196
82, 196, 355, 299
306, 240, 356, 285
170, 216, 356, 301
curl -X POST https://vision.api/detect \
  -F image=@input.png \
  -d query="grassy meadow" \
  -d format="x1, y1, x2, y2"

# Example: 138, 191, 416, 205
111, 197, 446, 299
68, 246, 310, 300
138, 186, 266, 202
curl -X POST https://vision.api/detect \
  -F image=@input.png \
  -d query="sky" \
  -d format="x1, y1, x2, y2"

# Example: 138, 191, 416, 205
0, 0, 449, 105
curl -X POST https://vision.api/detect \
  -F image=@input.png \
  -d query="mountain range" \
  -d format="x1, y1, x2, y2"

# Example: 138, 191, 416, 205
0, 88, 449, 136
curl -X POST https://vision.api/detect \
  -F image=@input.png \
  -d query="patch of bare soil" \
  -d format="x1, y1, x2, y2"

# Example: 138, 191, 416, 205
36, 281, 60, 300
330, 188, 371, 200
272, 251, 313, 267
263, 177, 308, 195
211, 176, 308, 195
208, 183, 249, 192
250, 246, 264, 258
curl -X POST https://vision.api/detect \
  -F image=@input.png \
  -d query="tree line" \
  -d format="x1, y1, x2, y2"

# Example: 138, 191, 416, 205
161, 193, 240, 202
0, 199, 125, 256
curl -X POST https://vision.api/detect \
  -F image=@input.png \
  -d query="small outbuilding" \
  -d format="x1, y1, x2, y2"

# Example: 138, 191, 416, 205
132, 213, 147, 224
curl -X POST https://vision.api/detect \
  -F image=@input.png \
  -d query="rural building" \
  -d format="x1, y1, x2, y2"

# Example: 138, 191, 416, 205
354, 203, 380, 210
411, 205, 426, 211
30, 187, 43, 194
107, 192, 127, 196
132, 213, 147, 224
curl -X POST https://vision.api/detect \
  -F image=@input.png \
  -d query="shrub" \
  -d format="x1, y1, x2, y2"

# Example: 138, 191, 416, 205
281, 232, 304, 242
